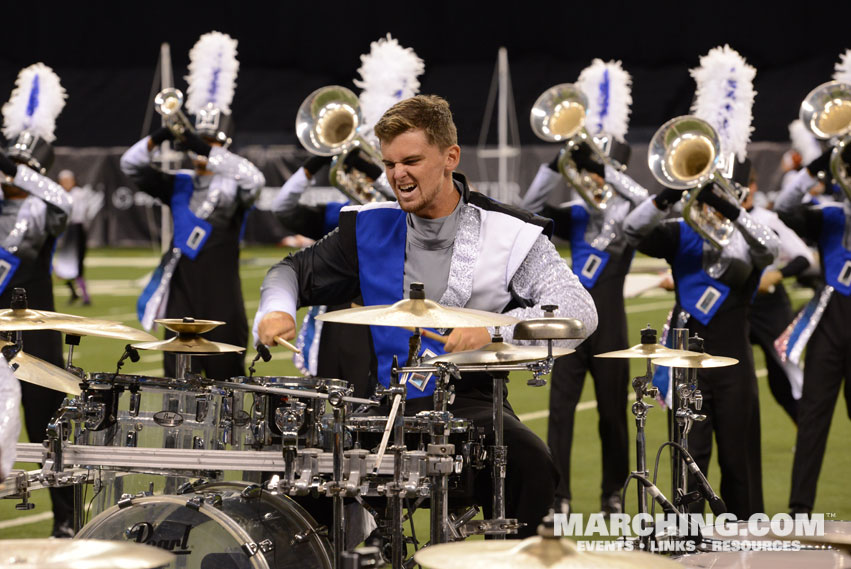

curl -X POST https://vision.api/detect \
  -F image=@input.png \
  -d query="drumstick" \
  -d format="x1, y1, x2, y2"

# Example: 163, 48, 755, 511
274, 336, 302, 354
402, 327, 448, 344
373, 373, 409, 473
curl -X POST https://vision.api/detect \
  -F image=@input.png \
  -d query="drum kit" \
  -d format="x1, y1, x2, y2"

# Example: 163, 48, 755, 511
1, 285, 849, 569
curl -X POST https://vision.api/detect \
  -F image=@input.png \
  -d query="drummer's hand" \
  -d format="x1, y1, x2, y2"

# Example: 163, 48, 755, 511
443, 327, 491, 353
758, 269, 783, 294
258, 311, 296, 346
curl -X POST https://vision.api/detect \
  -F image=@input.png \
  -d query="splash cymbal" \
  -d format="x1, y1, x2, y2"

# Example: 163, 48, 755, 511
131, 335, 245, 354
154, 318, 225, 335
513, 317, 587, 341
316, 298, 518, 329
0, 307, 156, 341
0, 538, 175, 569
651, 353, 739, 369
595, 343, 698, 359
414, 535, 681, 569
2, 342, 81, 393
421, 341, 574, 365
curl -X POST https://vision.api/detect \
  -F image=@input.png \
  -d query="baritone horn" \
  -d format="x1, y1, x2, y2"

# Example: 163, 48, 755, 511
648, 115, 745, 249
153, 88, 195, 141
295, 85, 393, 205
799, 80, 851, 198
530, 83, 625, 210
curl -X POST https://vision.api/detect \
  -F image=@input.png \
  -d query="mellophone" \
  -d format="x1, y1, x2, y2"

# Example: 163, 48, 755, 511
1, 286, 847, 569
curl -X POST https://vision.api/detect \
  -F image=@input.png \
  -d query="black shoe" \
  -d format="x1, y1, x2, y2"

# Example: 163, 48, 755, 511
789, 506, 812, 519
600, 493, 623, 517
552, 498, 571, 515
51, 520, 74, 538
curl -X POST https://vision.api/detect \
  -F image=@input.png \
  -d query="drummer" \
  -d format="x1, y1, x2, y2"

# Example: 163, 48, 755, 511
256, 94, 598, 537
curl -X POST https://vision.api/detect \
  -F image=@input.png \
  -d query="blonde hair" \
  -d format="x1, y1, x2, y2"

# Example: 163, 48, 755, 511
374, 95, 458, 149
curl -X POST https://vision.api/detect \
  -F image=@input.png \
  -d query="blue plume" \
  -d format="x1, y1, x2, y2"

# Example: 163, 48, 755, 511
595, 69, 610, 133
26, 74, 40, 117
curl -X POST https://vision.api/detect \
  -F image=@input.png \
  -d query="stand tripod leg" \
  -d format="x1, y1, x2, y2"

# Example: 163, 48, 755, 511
491, 371, 507, 539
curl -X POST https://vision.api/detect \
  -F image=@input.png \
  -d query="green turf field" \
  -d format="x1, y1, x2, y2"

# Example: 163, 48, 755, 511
1, 245, 849, 542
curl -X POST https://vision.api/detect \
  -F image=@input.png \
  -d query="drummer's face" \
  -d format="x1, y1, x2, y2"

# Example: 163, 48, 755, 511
381, 129, 460, 219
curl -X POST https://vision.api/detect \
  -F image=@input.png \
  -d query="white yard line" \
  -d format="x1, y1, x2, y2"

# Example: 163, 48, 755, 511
0, 511, 53, 530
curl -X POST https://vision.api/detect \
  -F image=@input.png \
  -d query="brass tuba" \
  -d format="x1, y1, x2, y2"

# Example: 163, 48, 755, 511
648, 115, 746, 249
295, 85, 392, 205
530, 83, 626, 210
799, 80, 851, 198
153, 88, 195, 141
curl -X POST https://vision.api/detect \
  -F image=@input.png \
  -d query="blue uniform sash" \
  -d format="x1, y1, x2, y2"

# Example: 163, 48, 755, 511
672, 221, 730, 326
355, 207, 447, 399
820, 206, 851, 296
323, 201, 348, 235
0, 248, 21, 296
568, 205, 610, 289
171, 174, 211, 260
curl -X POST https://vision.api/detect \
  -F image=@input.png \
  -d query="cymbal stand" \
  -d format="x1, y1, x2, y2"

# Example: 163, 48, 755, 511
386, 357, 407, 569
428, 363, 460, 544
328, 386, 348, 569
631, 327, 660, 546
671, 332, 706, 508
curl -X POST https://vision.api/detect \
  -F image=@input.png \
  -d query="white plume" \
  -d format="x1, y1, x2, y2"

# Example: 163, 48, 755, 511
2, 63, 67, 143
690, 45, 756, 161
789, 119, 822, 164
833, 49, 851, 85
354, 33, 425, 135
575, 59, 632, 142
185, 31, 239, 115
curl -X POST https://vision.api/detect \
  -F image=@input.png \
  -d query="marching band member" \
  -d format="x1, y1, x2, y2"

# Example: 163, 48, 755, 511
521, 60, 645, 515
256, 95, 598, 537
623, 46, 778, 519
743, 170, 813, 424
0, 63, 75, 536
774, 51, 851, 516
121, 31, 264, 380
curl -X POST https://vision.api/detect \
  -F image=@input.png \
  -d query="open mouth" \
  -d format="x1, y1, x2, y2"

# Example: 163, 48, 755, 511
398, 183, 417, 194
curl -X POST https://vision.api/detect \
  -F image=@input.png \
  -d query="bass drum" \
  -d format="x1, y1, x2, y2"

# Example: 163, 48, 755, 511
77, 481, 332, 569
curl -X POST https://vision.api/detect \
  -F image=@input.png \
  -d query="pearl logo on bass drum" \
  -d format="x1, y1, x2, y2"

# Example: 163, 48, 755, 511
126, 522, 193, 555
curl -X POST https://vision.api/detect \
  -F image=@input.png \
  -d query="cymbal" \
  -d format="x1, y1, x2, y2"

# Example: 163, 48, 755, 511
421, 341, 574, 365
155, 318, 225, 334
0, 307, 156, 341
0, 538, 175, 569
651, 353, 739, 369
2, 342, 80, 393
414, 535, 681, 569
595, 343, 698, 359
131, 335, 245, 354
513, 317, 587, 341
316, 298, 519, 328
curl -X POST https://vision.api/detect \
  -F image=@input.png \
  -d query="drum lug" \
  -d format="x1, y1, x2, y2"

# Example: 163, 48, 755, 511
258, 539, 274, 553
241, 542, 259, 557
185, 495, 204, 511
240, 484, 262, 501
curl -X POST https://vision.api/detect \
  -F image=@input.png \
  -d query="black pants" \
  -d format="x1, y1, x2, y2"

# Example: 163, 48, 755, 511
749, 285, 798, 423
789, 293, 851, 511
547, 280, 629, 502
678, 308, 764, 519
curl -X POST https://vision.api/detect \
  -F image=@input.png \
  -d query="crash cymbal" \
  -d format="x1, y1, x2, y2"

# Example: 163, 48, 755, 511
595, 343, 698, 359
2, 342, 80, 393
414, 535, 681, 569
131, 335, 245, 354
0, 538, 174, 569
316, 297, 519, 329
0, 307, 155, 341
513, 317, 587, 341
651, 352, 739, 369
421, 340, 574, 365
154, 318, 225, 335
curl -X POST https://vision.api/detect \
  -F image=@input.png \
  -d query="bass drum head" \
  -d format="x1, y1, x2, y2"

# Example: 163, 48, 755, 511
77, 481, 332, 569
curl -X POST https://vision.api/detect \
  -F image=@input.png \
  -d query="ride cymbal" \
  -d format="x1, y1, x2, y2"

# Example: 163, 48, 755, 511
421, 341, 574, 365
317, 298, 518, 329
0, 538, 175, 569
0, 308, 156, 341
